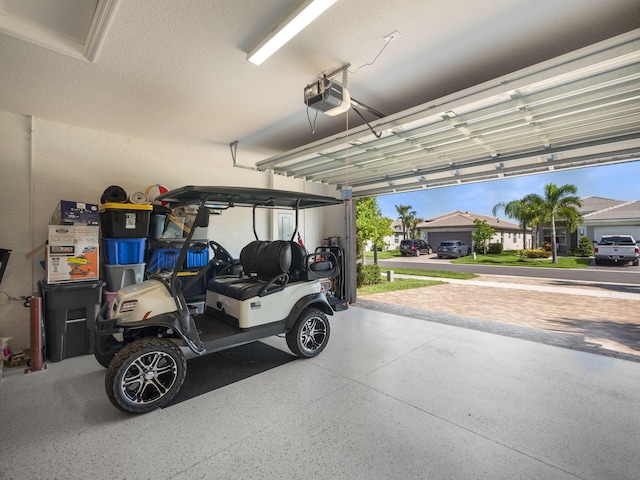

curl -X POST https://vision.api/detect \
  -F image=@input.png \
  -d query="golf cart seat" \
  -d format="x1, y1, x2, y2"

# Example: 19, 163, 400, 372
207, 240, 291, 301
288, 241, 340, 282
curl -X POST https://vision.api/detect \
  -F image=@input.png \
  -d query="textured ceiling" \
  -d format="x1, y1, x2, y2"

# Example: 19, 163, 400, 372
0, 0, 638, 171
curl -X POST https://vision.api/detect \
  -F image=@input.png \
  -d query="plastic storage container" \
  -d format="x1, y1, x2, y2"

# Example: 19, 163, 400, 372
149, 214, 166, 240
38, 280, 103, 362
153, 248, 180, 269
187, 248, 209, 267
104, 263, 146, 291
102, 290, 117, 316
103, 238, 146, 264
99, 203, 152, 238
148, 247, 209, 271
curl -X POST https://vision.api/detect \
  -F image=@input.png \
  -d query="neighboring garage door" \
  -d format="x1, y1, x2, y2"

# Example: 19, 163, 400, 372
593, 227, 640, 241
425, 232, 473, 249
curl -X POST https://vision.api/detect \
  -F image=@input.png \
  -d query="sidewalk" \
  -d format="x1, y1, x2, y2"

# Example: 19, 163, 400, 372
357, 272, 640, 360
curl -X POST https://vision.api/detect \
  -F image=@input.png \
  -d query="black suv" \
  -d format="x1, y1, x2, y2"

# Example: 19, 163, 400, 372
399, 239, 432, 256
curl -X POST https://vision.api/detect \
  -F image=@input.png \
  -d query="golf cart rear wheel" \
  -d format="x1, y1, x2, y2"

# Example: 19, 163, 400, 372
286, 308, 330, 358
105, 338, 186, 414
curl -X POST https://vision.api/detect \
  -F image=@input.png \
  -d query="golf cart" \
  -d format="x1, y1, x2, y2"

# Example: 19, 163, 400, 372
96, 186, 348, 413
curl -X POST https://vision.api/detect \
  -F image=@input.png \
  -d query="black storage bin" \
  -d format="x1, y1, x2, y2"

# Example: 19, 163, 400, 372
99, 202, 152, 238
39, 280, 103, 362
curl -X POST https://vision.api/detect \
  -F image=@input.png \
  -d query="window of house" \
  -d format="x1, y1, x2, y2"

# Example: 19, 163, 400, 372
543, 228, 566, 244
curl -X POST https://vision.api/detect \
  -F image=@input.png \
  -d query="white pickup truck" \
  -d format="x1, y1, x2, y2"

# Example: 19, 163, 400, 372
594, 235, 639, 266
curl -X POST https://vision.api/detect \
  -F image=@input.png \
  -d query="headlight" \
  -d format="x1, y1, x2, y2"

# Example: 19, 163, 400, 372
120, 300, 138, 313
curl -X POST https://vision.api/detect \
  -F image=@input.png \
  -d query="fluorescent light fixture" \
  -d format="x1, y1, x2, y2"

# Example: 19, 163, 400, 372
247, 0, 338, 65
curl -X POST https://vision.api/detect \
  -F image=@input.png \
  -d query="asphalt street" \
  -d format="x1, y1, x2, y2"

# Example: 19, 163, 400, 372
379, 255, 640, 285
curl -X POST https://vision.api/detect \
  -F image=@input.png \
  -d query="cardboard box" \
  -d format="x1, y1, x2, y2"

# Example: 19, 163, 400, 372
50, 200, 99, 226
46, 226, 100, 283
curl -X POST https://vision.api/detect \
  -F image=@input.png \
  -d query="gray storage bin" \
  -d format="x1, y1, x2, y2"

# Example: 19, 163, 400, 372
104, 263, 146, 291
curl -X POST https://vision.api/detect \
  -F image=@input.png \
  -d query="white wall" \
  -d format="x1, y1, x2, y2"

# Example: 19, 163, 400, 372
0, 112, 32, 352
0, 111, 343, 350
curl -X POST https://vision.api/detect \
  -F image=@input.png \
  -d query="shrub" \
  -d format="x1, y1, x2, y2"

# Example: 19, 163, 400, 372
542, 241, 552, 252
357, 263, 382, 287
576, 235, 594, 257
487, 243, 503, 254
518, 249, 551, 259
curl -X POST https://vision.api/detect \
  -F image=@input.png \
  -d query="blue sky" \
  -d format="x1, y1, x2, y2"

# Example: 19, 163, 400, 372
376, 161, 640, 222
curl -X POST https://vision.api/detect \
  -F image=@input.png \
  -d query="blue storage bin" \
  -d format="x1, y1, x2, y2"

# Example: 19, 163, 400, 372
103, 238, 146, 265
155, 248, 181, 269
147, 247, 209, 271
187, 248, 209, 267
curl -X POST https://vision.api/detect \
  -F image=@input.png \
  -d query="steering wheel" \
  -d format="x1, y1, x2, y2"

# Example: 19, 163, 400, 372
208, 240, 237, 275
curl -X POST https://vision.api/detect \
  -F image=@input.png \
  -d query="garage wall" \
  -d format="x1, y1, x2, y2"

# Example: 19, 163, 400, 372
0, 110, 343, 350
0, 112, 32, 353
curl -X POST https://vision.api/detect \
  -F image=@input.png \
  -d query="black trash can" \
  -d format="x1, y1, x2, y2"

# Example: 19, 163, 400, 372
38, 280, 103, 362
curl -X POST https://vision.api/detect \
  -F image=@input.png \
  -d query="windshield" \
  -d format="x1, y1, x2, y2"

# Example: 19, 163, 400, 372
600, 236, 635, 245
440, 242, 455, 247
161, 205, 199, 239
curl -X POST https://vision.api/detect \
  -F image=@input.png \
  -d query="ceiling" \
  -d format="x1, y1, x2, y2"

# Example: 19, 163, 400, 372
1, 0, 639, 196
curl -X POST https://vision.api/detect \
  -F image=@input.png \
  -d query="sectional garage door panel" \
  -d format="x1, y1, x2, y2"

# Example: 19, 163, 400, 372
425, 232, 473, 249
256, 32, 640, 198
593, 227, 640, 241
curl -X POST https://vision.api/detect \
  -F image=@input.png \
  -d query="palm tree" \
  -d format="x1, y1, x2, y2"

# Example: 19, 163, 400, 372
408, 217, 424, 239
493, 198, 530, 249
539, 183, 583, 264
395, 204, 416, 239
521, 193, 546, 249
492, 194, 545, 249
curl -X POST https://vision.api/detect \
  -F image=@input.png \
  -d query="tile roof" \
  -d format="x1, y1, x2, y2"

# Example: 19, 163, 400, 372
419, 210, 523, 230
579, 196, 626, 215
583, 200, 640, 220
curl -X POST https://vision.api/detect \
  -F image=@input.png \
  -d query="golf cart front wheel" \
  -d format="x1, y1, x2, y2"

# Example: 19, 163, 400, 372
286, 308, 330, 358
105, 338, 186, 414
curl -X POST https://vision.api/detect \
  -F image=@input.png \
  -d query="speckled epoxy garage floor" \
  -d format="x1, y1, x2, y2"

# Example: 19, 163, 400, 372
1, 306, 639, 480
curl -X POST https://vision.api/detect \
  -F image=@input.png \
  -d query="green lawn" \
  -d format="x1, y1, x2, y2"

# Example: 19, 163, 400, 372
380, 267, 477, 279
451, 254, 592, 268
365, 249, 591, 268
357, 278, 444, 295
364, 250, 401, 260
356, 253, 589, 296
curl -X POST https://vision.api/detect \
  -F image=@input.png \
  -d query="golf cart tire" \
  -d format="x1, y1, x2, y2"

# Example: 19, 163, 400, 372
105, 338, 186, 414
95, 350, 115, 369
286, 307, 330, 358
94, 335, 123, 368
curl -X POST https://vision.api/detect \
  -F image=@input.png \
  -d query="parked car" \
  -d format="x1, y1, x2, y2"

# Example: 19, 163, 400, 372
437, 240, 470, 259
399, 239, 432, 256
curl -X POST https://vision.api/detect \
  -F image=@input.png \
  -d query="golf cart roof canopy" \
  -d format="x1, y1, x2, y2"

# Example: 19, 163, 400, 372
156, 186, 343, 210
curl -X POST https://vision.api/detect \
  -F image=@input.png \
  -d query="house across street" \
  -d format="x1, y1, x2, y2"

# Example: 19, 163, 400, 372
381, 196, 640, 255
